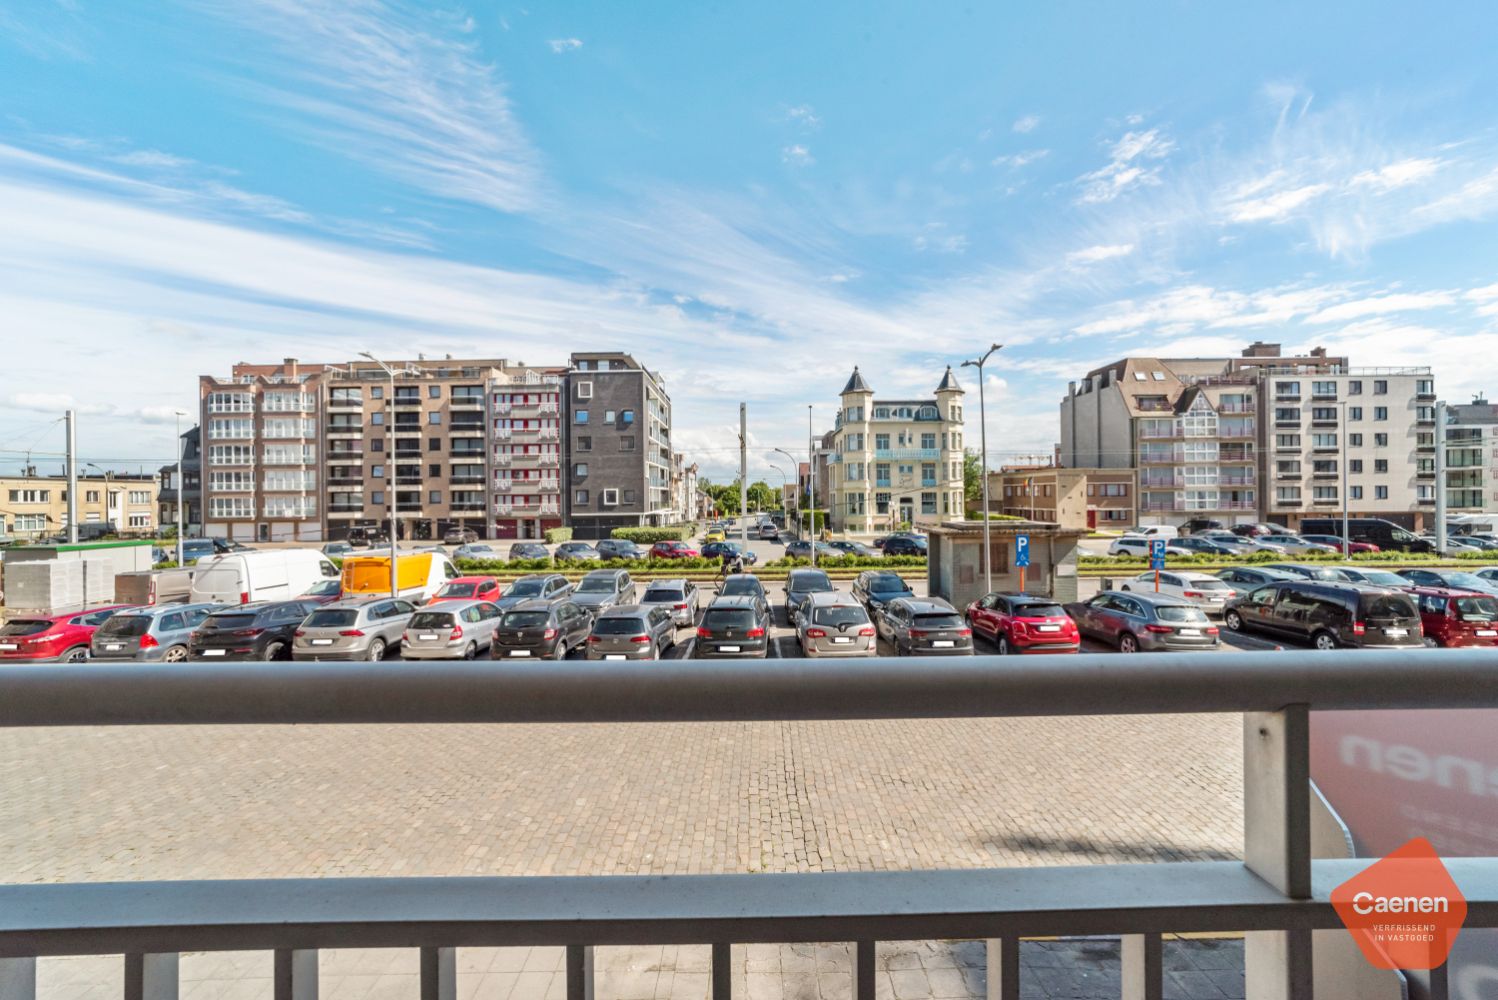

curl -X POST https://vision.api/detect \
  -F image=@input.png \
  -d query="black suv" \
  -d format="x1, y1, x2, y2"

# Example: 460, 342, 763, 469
882, 535, 928, 556
188, 599, 322, 661
693, 595, 771, 659
1223, 582, 1421, 649
1180, 518, 1224, 536
851, 571, 915, 614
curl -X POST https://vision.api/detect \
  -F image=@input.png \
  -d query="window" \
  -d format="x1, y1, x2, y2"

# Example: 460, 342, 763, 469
1376, 485, 1389, 500
1375, 433, 1388, 447
1152, 371, 1165, 381
575, 410, 589, 424
576, 382, 593, 399
371, 464, 385, 478
602, 489, 619, 506
428, 412, 441, 425
371, 490, 384, 504
1350, 486, 1363, 500
622, 409, 635, 424
428, 385, 441, 399
1350, 433, 1363, 447
1313, 460, 1336, 475
1276, 487, 1302, 501
370, 386, 383, 399
1374, 380, 1388, 394
921, 433, 937, 450
574, 489, 589, 505
574, 463, 588, 478
1133, 371, 1147, 381
1313, 486, 1338, 500
372, 439, 384, 452
1375, 459, 1388, 474
623, 489, 636, 504
619, 436, 635, 451
1349, 407, 1362, 420
13, 514, 46, 532
1312, 407, 1337, 422
429, 490, 442, 504
1349, 460, 1363, 474
1313, 381, 1337, 397
921, 492, 937, 514
1277, 460, 1301, 475
1275, 408, 1301, 422
1276, 434, 1301, 448
576, 436, 592, 451
1348, 380, 1362, 395
208, 497, 253, 518
1312, 434, 1337, 448
86, 490, 100, 503
604, 410, 616, 423
430, 464, 441, 477
875, 434, 890, 450
8, 489, 50, 503
1276, 381, 1301, 396
1101, 483, 1127, 497
429, 438, 441, 451
371, 411, 384, 425
1374, 407, 1388, 421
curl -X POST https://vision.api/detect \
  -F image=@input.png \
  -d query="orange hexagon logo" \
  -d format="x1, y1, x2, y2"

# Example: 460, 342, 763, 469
1331, 837, 1467, 970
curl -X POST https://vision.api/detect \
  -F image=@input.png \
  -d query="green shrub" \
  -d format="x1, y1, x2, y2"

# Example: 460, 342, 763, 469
455, 555, 729, 574
544, 526, 573, 543
965, 512, 1025, 521
611, 525, 694, 543
764, 554, 927, 570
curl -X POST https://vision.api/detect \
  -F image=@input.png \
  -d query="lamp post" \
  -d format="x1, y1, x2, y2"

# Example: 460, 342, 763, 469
85, 463, 115, 535
359, 352, 400, 599
772, 447, 799, 536
808, 405, 818, 566
1339, 400, 1349, 558
174, 410, 187, 565
961, 344, 1003, 596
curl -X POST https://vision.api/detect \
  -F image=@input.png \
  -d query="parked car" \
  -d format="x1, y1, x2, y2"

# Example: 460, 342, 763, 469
828, 540, 880, 558
299, 579, 343, 603
178, 538, 220, 564
851, 570, 915, 614
1194, 531, 1264, 554
693, 595, 772, 659
490, 600, 594, 660
0, 605, 135, 663
571, 568, 636, 613
882, 535, 928, 557
758, 522, 781, 540
1473, 566, 1498, 585
292, 596, 417, 661
1297, 534, 1380, 554
1263, 563, 1351, 582
701, 541, 759, 565
428, 576, 503, 604
1331, 566, 1412, 588
797, 593, 877, 657
1258, 533, 1336, 555
189, 599, 323, 661
322, 541, 354, 557
784, 568, 835, 625
876, 597, 973, 656
639, 578, 701, 627
1064, 591, 1220, 653
89, 603, 221, 662
1299, 517, 1435, 553
1108, 536, 1154, 558
650, 540, 700, 559
1168, 537, 1239, 557
455, 543, 501, 562
1179, 519, 1224, 537
1223, 582, 1422, 650
1396, 568, 1498, 596
703, 528, 727, 544
1230, 523, 1279, 538
1409, 588, 1498, 648
554, 542, 602, 562
785, 540, 842, 560
964, 592, 1079, 655
401, 600, 503, 660
596, 539, 646, 560
1119, 570, 1235, 615
495, 573, 574, 610
1122, 525, 1179, 539
443, 527, 479, 545
1214, 566, 1298, 596
1417, 534, 1484, 553
506, 542, 550, 561
586, 604, 677, 660
715, 573, 772, 620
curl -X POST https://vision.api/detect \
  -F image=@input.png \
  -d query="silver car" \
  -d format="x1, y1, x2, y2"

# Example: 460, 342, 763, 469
797, 592, 877, 658
89, 603, 221, 662
585, 604, 677, 660
1259, 533, 1336, 555
639, 579, 701, 628
401, 600, 503, 660
1063, 591, 1220, 653
292, 596, 416, 661
875, 597, 974, 656
571, 569, 637, 614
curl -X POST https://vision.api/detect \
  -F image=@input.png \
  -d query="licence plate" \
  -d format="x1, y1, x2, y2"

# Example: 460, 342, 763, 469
1385, 628, 1408, 637
419, 633, 438, 641
1037, 625, 1060, 633
832, 637, 852, 644
311, 638, 333, 646
202, 649, 227, 657
719, 645, 741, 652
0, 643, 15, 651
105, 643, 123, 651
1178, 628, 1200, 636
1478, 630, 1497, 637
932, 640, 955, 648
509, 650, 532, 657
605, 654, 626, 660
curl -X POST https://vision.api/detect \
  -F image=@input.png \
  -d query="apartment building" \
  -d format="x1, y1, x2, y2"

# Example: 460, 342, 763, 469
669, 453, 701, 524
1443, 398, 1498, 514
563, 352, 675, 539
489, 365, 566, 540
990, 465, 1136, 530
1, 471, 158, 541
1059, 342, 1435, 529
826, 366, 966, 532
156, 425, 201, 537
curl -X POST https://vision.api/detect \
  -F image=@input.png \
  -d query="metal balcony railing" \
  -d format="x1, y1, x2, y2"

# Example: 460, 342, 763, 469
3, 655, 1498, 1000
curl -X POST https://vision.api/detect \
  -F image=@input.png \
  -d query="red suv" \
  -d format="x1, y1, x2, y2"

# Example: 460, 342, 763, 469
0, 604, 137, 662
965, 592, 1080, 654
650, 540, 700, 559
428, 576, 502, 604
1410, 587, 1498, 647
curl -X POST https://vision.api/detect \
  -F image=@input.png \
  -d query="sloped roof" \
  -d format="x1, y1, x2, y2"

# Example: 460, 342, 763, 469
841, 367, 872, 394
935, 366, 964, 393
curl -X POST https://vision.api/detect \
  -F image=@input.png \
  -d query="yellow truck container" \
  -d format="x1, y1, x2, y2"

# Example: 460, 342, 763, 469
340, 552, 457, 601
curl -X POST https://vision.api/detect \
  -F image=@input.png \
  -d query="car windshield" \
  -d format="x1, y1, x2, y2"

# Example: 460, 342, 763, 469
304, 580, 340, 595
1299, 567, 1342, 581
409, 611, 456, 629
642, 588, 683, 602
0, 620, 53, 637
791, 572, 833, 592
437, 582, 476, 597
304, 609, 358, 628
1014, 602, 1067, 618
96, 615, 152, 637
593, 617, 647, 635
1156, 606, 1210, 624
703, 608, 756, 629
466, 546, 494, 555
721, 578, 761, 596
1356, 570, 1406, 586
1444, 573, 1490, 589
1360, 594, 1417, 620
507, 581, 545, 597
502, 611, 550, 628
578, 578, 617, 593
869, 576, 909, 593
913, 613, 964, 629
811, 606, 868, 627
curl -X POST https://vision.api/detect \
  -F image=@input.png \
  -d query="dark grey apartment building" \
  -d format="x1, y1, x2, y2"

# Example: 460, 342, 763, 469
563, 352, 675, 539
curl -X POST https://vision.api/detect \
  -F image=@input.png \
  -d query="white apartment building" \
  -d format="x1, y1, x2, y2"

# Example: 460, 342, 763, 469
1443, 399, 1498, 514
826, 367, 966, 532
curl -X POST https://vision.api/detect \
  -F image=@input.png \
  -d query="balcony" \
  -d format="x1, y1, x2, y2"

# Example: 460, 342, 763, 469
1218, 448, 1254, 463
1219, 475, 1255, 487
393, 396, 423, 410
874, 479, 892, 488
450, 397, 485, 410
1138, 475, 1181, 489
1138, 452, 1176, 465
1136, 427, 1180, 440
1309, 418, 1339, 428
326, 423, 363, 437
327, 396, 363, 409
494, 481, 512, 493
873, 448, 940, 461
494, 404, 513, 416
1217, 425, 1255, 439
1217, 403, 1254, 413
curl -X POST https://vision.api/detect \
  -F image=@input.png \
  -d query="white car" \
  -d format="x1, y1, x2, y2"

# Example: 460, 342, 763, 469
1123, 525, 1179, 539
1108, 536, 1153, 557
1120, 570, 1235, 615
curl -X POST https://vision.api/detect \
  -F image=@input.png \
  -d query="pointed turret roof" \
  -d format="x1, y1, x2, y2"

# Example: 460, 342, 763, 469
840, 367, 872, 395
935, 365, 964, 393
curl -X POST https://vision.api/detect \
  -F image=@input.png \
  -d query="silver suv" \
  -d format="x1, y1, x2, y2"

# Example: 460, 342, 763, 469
401, 600, 503, 660
639, 579, 700, 628
586, 604, 677, 660
796, 592, 876, 658
571, 569, 637, 613
89, 603, 221, 662
292, 596, 416, 661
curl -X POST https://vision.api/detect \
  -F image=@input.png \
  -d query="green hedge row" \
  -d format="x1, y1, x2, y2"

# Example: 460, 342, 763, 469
456, 556, 724, 573
1082, 548, 1497, 570
609, 525, 695, 543
762, 555, 927, 570
544, 526, 573, 543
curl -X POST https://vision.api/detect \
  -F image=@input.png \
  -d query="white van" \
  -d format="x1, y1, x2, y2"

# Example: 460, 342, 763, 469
190, 549, 342, 606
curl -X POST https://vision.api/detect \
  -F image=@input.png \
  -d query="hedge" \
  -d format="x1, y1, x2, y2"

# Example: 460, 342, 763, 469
544, 526, 573, 544
1081, 548, 1498, 570
965, 512, 1026, 521
456, 556, 724, 573
610, 525, 695, 543
763, 555, 928, 570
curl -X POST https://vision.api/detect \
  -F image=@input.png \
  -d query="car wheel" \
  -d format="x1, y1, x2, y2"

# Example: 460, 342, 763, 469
1225, 611, 1244, 632
261, 641, 285, 661
1117, 633, 1139, 654
63, 645, 89, 663
1312, 631, 1338, 651
1422, 637, 1439, 648
163, 645, 189, 663
997, 636, 1012, 655
366, 639, 387, 662
461, 642, 477, 660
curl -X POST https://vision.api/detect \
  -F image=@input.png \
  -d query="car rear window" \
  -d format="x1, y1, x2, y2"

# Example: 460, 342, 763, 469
811, 606, 868, 627
703, 608, 756, 629
913, 613, 964, 629
720, 578, 761, 596
96, 615, 152, 638
869, 576, 909, 593
1188, 579, 1234, 591
643, 588, 683, 602
203, 613, 258, 630
502, 611, 550, 629
1305, 567, 1343, 581
1455, 596, 1498, 621
437, 582, 476, 598
578, 578, 617, 593
1359, 594, 1418, 620
408, 611, 457, 629
304, 609, 358, 628
791, 572, 833, 591
1357, 570, 1407, 586
1013, 602, 1066, 618
507, 581, 544, 597
0, 620, 53, 637
1156, 606, 1210, 624
593, 617, 647, 635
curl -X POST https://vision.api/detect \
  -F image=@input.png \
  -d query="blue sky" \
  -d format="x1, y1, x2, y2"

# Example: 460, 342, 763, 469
3, 1, 1498, 482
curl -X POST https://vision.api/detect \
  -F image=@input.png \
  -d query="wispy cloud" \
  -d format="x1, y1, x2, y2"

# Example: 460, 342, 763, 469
784, 105, 821, 131
547, 37, 582, 53
1306, 290, 1457, 324
1066, 243, 1134, 265
1077, 128, 1174, 204
202, 0, 542, 213
781, 144, 814, 167
991, 149, 1048, 170
1012, 115, 1041, 134
1350, 157, 1442, 191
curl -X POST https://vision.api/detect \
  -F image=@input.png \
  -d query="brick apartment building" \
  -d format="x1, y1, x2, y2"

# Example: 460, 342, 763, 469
990, 465, 1136, 530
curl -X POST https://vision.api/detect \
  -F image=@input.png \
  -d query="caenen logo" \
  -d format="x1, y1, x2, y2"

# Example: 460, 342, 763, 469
1331, 837, 1467, 970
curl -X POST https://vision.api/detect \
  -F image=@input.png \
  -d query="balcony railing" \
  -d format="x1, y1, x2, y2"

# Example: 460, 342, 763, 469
3, 655, 1496, 1000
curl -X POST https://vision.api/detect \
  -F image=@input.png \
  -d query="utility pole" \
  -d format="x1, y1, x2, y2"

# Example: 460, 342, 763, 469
1436, 399, 1448, 554
962, 344, 1003, 596
360, 352, 400, 599
808, 405, 817, 566
65, 409, 78, 544
1339, 400, 1349, 557
174, 410, 187, 565
739, 403, 749, 547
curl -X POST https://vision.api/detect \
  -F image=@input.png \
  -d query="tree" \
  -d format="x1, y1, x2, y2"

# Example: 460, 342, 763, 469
747, 480, 779, 511
963, 449, 984, 502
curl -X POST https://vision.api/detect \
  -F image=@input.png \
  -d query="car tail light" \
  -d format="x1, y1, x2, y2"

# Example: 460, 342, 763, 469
139, 634, 159, 649
745, 627, 765, 638
1144, 624, 1174, 634
1183, 591, 1203, 599
543, 628, 558, 640
1206, 626, 1220, 635
1010, 620, 1028, 637
674, 603, 687, 611
908, 629, 928, 638
957, 628, 972, 637
294, 628, 306, 637
232, 628, 263, 637
1353, 621, 1366, 636
630, 635, 651, 643
697, 627, 712, 638
402, 631, 411, 641
587, 636, 601, 643
339, 629, 365, 637
806, 628, 827, 638
449, 625, 464, 640
858, 627, 876, 637
240, 591, 249, 605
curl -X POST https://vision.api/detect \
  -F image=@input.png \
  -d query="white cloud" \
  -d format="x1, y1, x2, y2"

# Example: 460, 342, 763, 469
785, 105, 821, 130
781, 144, 814, 167
1012, 115, 1041, 134
1066, 243, 1134, 265
1350, 157, 1442, 191
1306, 291, 1457, 324
991, 149, 1048, 170
7, 393, 108, 415
547, 37, 582, 53
109, 149, 195, 170
1077, 129, 1174, 204
1226, 182, 1331, 223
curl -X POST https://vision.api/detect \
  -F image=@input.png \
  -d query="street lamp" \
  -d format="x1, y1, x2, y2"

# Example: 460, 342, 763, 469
771, 447, 799, 536
85, 463, 115, 534
174, 410, 188, 565
359, 351, 401, 599
961, 343, 1003, 596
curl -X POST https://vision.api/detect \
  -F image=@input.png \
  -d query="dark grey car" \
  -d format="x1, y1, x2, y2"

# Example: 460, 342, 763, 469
491, 600, 594, 659
1064, 591, 1220, 653
784, 568, 835, 626
851, 571, 915, 614
89, 603, 221, 662
586, 605, 677, 660
1214, 566, 1298, 595
495, 573, 573, 611
572, 569, 636, 613
715, 573, 772, 620
876, 598, 974, 656
693, 595, 771, 659
596, 539, 645, 560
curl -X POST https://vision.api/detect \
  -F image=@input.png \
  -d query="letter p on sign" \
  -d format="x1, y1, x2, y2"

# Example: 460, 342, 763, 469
1331, 837, 1466, 970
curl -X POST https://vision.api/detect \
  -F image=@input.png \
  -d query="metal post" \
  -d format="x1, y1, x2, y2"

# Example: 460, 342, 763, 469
1340, 400, 1349, 557
565, 945, 595, 1000
360, 353, 400, 598
852, 941, 876, 1000
124, 953, 179, 1000
710, 943, 732, 1000
739, 403, 749, 547
0, 958, 36, 1000
809, 405, 817, 564
419, 947, 455, 1000
174, 410, 186, 565
1435, 400, 1447, 552
984, 937, 1019, 1000
65, 408, 78, 543
1121, 934, 1162, 1000
963, 345, 1002, 596
273, 949, 318, 1000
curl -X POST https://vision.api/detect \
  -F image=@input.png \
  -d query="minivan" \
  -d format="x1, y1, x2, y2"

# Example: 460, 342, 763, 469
1299, 517, 1436, 554
1223, 582, 1422, 649
190, 549, 341, 606
1409, 587, 1498, 648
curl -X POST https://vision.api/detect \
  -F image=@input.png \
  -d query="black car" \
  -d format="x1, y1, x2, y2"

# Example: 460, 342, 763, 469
693, 595, 771, 659
715, 573, 772, 620
1179, 519, 1225, 537
701, 541, 758, 565
490, 600, 594, 660
784, 568, 835, 625
508, 542, 550, 561
882, 535, 928, 557
851, 571, 915, 614
1224, 582, 1422, 649
596, 539, 646, 560
1299, 517, 1435, 554
188, 599, 321, 661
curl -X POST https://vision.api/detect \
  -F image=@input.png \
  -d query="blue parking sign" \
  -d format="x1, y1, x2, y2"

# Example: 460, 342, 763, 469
1149, 538, 1167, 569
1015, 534, 1030, 568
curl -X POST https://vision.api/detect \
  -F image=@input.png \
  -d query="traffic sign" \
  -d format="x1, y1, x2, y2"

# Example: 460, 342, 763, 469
1015, 534, 1030, 569
1149, 538, 1167, 569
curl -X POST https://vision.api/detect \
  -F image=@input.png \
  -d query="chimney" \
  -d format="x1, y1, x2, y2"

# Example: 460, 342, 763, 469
1241, 341, 1282, 358
1310, 347, 1326, 358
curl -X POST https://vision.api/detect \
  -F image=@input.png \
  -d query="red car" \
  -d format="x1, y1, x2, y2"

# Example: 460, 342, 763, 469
650, 541, 700, 559
0, 604, 137, 662
428, 576, 502, 604
965, 592, 1080, 654
1409, 587, 1498, 647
